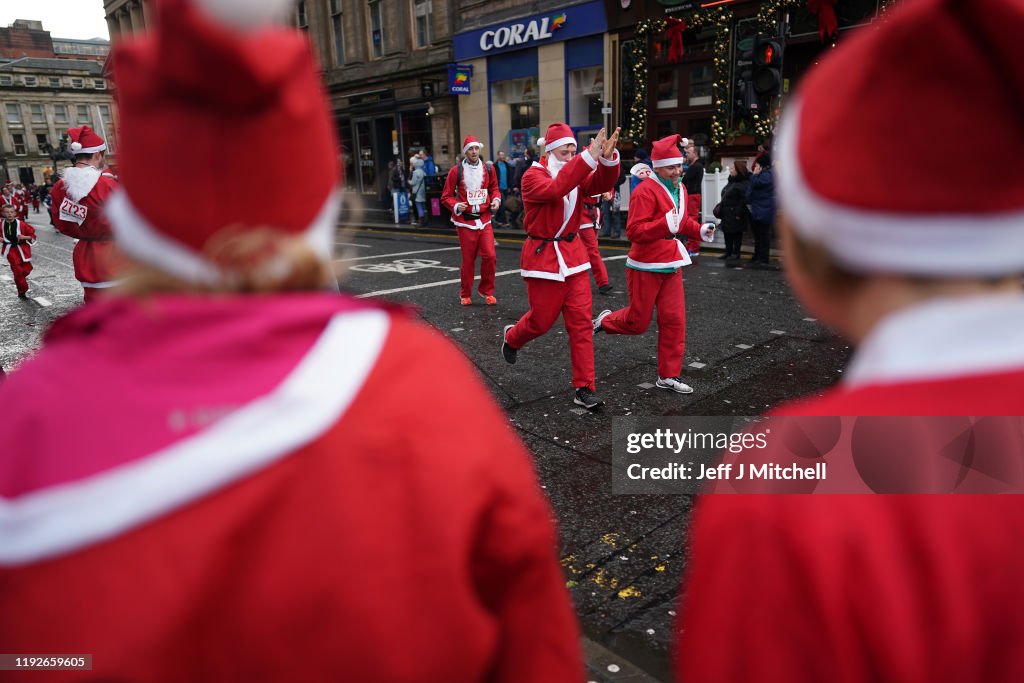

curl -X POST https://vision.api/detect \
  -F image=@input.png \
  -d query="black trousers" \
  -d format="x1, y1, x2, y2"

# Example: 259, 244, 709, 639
751, 220, 772, 263
723, 231, 743, 258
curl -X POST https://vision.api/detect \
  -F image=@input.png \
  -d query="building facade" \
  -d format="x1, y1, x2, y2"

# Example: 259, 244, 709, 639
452, 0, 610, 160
1, 21, 115, 186
299, 0, 457, 208
103, 0, 153, 39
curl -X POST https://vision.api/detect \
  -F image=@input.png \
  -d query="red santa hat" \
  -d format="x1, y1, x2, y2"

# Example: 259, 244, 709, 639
67, 125, 107, 154
778, 0, 1024, 277
105, 0, 340, 285
462, 136, 483, 154
651, 134, 685, 168
543, 123, 575, 153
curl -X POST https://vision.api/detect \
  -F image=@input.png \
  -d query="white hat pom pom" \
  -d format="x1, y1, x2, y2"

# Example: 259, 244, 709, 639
70, 141, 83, 152
537, 137, 545, 147
194, 0, 296, 31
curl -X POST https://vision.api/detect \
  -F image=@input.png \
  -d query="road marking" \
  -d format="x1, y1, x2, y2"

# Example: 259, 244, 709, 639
26, 250, 76, 272
736, 344, 753, 350
688, 362, 706, 369
335, 246, 461, 263
355, 255, 628, 298
335, 242, 372, 248
770, 330, 786, 335
33, 297, 52, 307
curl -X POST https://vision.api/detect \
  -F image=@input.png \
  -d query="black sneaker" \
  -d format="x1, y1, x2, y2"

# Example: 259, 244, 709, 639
598, 283, 614, 295
501, 324, 517, 364
573, 387, 603, 409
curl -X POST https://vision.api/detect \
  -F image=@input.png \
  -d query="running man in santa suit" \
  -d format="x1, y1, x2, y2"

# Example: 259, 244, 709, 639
502, 123, 620, 409
50, 125, 120, 302
579, 192, 613, 295
594, 134, 715, 395
678, 1, 1024, 681
1, 202, 36, 298
0, 0, 583, 680
441, 136, 501, 305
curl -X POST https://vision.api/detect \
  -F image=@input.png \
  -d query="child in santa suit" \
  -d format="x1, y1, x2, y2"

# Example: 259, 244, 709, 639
0, 1, 583, 681
593, 134, 715, 395
678, 1, 1024, 681
441, 136, 501, 305
502, 123, 620, 409
1, 202, 36, 297
0, 183, 20, 215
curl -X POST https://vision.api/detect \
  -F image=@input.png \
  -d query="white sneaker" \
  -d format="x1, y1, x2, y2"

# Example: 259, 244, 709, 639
656, 377, 693, 394
593, 309, 612, 335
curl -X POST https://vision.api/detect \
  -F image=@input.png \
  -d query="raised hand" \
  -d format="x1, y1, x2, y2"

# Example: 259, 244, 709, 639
588, 128, 607, 159
602, 127, 621, 159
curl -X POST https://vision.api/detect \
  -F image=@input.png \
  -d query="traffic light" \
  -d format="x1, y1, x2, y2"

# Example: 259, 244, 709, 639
752, 34, 783, 101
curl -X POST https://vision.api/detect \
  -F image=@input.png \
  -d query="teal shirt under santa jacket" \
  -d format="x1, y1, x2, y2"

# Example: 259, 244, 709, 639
624, 176, 705, 271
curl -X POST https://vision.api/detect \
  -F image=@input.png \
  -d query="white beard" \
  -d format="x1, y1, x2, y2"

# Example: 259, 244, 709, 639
462, 160, 483, 192
547, 155, 568, 178
60, 166, 102, 202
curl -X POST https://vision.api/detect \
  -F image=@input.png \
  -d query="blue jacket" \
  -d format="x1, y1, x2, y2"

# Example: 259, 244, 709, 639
746, 168, 776, 224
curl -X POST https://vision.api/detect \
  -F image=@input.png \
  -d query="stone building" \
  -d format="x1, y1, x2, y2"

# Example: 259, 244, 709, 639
0, 21, 115, 186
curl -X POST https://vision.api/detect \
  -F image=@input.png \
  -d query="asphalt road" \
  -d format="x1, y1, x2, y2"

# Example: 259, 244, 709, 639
1, 220, 852, 681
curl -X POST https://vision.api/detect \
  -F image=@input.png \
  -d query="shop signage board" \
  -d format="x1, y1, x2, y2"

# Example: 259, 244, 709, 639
449, 64, 473, 95
453, 0, 608, 61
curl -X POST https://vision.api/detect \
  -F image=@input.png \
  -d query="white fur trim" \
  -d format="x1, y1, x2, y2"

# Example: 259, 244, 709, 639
843, 295, 1024, 388
194, 0, 295, 31
107, 189, 342, 286
60, 166, 102, 203
778, 100, 1024, 276
545, 136, 576, 152
520, 268, 565, 281
653, 156, 684, 168
0, 309, 390, 566
580, 149, 598, 171
462, 141, 483, 154
599, 150, 620, 167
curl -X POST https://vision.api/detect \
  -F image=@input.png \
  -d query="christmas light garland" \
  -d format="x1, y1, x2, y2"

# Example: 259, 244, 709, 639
626, 6, 732, 146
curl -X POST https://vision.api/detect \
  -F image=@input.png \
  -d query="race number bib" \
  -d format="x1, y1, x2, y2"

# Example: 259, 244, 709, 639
59, 197, 88, 225
466, 189, 488, 206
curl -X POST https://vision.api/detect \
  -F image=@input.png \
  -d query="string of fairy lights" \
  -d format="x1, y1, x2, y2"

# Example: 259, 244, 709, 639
625, 0, 901, 148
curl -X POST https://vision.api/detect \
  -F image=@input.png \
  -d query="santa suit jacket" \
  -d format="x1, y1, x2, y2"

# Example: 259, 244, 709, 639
519, 149, 619, 281
0, 294, 582, 683
441, 160, 500, 230
679, 294, 1024, 683
0, 192, 21, 213
50, 167, 120, 286
625, 177, 703, 271
1, 218, 36, 263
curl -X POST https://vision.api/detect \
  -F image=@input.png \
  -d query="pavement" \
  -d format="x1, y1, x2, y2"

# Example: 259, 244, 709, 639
1, 214, 849, 682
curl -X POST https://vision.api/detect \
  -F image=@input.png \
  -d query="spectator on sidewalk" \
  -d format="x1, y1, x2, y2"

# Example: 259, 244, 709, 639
410, 156, 427, 226
0, 3, 584, 681
746, 152, 775, 266
493, 150, 513, 228
716, 160, 751, 263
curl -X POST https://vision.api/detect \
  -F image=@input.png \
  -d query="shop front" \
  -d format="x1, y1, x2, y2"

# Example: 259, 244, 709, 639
453, 0, 609, 160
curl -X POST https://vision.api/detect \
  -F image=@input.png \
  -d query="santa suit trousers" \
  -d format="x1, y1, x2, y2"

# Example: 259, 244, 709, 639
506, 272, 595, 390
456, 225, 496, 298
6, 251, 32, 295
578, 229, 609, 288
685, 193, 702, 254
601, 268, 686, 379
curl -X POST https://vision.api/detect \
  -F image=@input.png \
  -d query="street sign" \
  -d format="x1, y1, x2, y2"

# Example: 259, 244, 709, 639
601, 106, 613, 115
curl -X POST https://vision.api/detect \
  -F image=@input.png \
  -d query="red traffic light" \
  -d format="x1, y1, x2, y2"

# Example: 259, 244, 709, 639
753, 37, 783, 67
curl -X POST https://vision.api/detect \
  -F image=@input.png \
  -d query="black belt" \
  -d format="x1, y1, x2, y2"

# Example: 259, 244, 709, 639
527, 232, 577, 255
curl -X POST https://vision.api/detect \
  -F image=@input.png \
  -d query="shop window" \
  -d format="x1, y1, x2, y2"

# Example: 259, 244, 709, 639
413, 0, 432, 48
689, 64, 713, 106
12, 133, 27, 155
54, 104, 68, 124
655, 119, 673, 139
356, 120, 377, 193
30, 104, 45, 124
491, 77, 540, 158
568, 67, 604, 128
295, 1, 308, 28
619, 39, 638, 136
656, 70, 678, 109
330, 0, 345, 66
6, 103, 21, 124
368, 0, 384, 57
